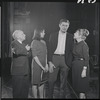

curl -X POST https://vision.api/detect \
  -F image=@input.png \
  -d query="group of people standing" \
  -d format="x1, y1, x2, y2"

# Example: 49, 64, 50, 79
11, 19, 90, 99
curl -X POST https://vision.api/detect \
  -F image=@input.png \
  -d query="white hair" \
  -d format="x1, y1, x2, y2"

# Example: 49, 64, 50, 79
12, 30, 24, 40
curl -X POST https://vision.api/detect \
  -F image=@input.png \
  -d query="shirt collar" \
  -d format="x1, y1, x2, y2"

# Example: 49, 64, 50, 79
17, 40, 22, 44
59, 31, 67, 35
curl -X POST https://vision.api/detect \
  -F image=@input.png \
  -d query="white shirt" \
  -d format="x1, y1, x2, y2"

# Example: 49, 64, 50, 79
17, 39, 22, 44
54, 31, 67, 54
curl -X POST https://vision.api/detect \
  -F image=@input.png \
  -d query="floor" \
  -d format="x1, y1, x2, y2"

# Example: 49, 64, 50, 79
1, 70, 99, 99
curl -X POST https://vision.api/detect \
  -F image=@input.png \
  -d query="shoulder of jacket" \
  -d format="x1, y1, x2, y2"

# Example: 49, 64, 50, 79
83, 41, 88, 47
50, 32, 58, 37
31, 40, 39, 46
68, 33, 73, 36
67, 33, 74, 39
11, 40, 17, 45
32, 39, 39, 43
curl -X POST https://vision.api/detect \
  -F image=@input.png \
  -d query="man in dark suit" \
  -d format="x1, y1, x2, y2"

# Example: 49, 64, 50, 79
47, 19, 74, 98
11, 30, 30, 98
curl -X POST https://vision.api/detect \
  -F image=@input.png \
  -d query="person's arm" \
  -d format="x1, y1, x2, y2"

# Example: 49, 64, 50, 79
31, 40, 46, 71
34, 56, 45, 71
47, 34, 53, 63
82, 43, 89, 70
47, 34, 56, 73
81, 43, 89, 78
69, 34, 74, 67
47, 35, 55, 67
82, 43, 89, 67
11, 41, 28, 56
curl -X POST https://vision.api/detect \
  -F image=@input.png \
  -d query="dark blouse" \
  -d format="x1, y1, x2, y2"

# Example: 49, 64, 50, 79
31, 39, 47, 65
73, 41, 89, 66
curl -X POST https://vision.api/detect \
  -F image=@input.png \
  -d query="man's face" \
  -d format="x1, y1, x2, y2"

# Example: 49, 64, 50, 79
21, 32, 26, 41
59, 22, 69, 33
17, 32, 26, 41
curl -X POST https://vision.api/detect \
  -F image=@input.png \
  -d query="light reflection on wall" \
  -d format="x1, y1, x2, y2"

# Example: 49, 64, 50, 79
13, 2, 34, 44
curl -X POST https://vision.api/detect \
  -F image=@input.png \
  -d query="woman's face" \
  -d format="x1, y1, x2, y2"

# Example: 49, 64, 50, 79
74, 31, 81, 39
40, 30, 45, 38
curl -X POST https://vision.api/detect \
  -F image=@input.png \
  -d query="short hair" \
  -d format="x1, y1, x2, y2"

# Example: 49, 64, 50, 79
59, 19, 70, 25
12, 30, 24, 40
77, 29, 89, 40
32, 27, 44, 40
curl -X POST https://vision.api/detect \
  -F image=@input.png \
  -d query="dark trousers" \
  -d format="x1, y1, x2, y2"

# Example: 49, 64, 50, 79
48, 55, 69, 98
12, 75, 29, 98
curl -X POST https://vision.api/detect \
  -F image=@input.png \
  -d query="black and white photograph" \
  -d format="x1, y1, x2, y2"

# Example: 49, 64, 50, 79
0, 4, 1, 100
1, 1, 99, 99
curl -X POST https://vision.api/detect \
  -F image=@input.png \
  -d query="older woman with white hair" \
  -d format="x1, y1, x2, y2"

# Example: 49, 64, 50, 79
72, 29, 90, 99
11, 30, 30, 98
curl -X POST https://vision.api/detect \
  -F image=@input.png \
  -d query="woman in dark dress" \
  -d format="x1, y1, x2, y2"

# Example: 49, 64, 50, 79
31, 27, 48, 98
72, 29, 89, 99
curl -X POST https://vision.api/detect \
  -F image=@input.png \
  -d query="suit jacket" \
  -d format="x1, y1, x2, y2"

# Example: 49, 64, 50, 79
11, 40, 29, 75
47, 32, 74, 67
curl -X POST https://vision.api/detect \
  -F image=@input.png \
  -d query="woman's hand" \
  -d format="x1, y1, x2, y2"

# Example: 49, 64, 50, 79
45, 64, 49, 72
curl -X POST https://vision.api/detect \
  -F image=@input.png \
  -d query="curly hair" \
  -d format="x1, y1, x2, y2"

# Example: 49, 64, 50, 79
77, 29, 89, 40
12, 30, 24, 40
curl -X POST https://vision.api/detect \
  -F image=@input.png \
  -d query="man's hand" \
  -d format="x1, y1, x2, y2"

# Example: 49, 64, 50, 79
11, 48, 15, 54
48, 61, 56, 73
25, 44, 30, 51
